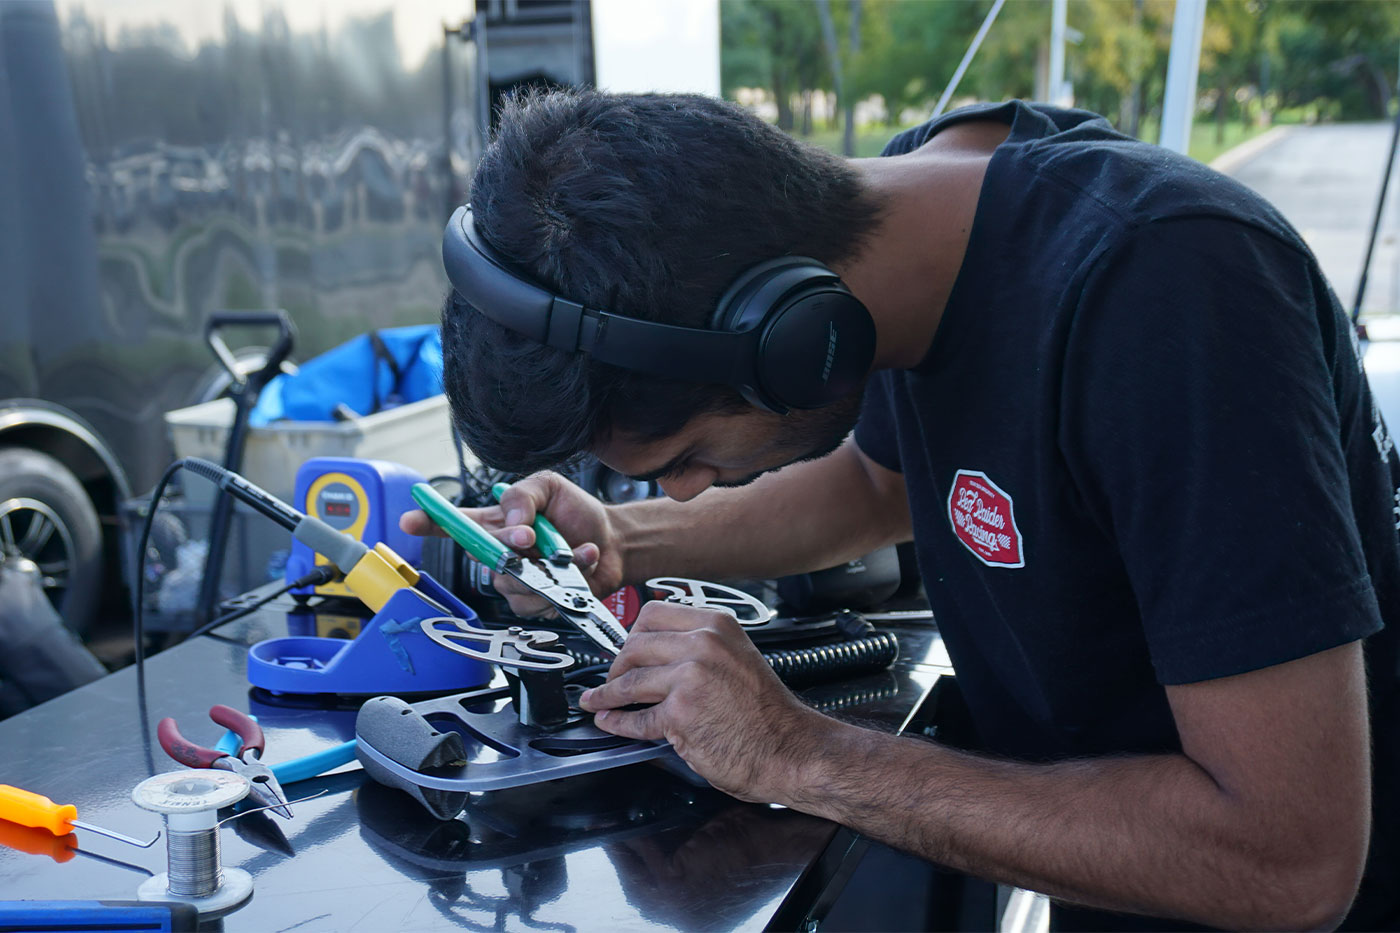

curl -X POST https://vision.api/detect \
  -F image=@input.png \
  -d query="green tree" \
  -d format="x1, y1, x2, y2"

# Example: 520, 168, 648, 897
816, 0, 864, 154
1073, 0, 1173, 135
854, 0, 987, 125
963, 0, 1045, 104
1198, 0, 1266, 142
1266, 0, 1400, 119
721, 0, 829, 132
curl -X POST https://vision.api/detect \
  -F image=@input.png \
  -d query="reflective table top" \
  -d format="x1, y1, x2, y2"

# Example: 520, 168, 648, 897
0, 602, 950, 931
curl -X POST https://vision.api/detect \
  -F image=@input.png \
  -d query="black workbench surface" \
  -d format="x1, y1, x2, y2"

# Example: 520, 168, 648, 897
0, 603, 951, 931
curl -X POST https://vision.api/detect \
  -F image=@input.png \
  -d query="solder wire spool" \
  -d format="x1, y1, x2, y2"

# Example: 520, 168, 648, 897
131, 769, 254, 916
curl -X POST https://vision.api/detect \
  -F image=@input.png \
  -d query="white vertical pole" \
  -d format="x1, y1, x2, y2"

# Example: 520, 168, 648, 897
1049, 0, 1067, 105
1160, 0, 1208, 153
931, 0, 1007, 118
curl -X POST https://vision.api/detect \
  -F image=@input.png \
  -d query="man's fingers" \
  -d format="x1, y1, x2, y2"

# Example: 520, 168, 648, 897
398, 510, 448, 537
593, 705, 666, 742
505, 596, 558, 619
491, 575, 556, 618
575, 542, 600, 569
495, 472, 560, 529
495, 523, 534, 550
606, 631, 702, 680
631, 601, 738, 634
579, 665, 675, 710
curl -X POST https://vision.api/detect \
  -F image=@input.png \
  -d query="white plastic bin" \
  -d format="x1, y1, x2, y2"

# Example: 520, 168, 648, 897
164, 394, 470, 501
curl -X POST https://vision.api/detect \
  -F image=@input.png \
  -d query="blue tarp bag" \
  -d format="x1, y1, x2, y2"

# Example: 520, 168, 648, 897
249, 325, 442, 426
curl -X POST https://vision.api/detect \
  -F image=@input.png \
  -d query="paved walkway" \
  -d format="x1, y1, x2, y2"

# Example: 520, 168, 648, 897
1220, 122, 1400, 423
1222, 122, 1400, 319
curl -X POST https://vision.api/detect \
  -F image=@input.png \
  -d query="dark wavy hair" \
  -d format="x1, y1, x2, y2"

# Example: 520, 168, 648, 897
443, 88, 884, 473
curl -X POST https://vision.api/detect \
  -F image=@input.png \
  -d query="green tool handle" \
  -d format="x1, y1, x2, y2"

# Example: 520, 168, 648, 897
491, 482, 570, 561
411, 483, 512, 571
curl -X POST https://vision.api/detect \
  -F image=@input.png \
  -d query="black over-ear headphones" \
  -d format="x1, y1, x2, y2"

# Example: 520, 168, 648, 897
441, 205, 876, 414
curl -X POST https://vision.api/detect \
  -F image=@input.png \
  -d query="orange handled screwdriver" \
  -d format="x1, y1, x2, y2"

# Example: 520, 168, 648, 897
0, 784, 157, 848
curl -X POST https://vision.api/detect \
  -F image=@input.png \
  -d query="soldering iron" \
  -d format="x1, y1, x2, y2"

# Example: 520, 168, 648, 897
178, 456, 436, 615
132, 456, 455, 679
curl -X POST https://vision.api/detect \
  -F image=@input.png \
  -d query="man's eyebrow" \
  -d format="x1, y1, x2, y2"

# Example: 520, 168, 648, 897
628, 449, 692, 483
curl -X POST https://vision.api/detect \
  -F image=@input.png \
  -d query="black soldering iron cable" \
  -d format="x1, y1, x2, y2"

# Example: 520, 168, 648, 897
180, 565, 338, 644
132, 458, 190, 675
133, 458, 342, 675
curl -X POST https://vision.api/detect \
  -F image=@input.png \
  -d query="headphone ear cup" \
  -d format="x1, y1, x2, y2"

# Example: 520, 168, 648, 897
711, 257, 817, 333
713, 258, 876, 411
759, 288, 876, 409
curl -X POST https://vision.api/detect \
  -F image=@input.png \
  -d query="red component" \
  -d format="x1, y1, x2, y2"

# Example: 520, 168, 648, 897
208, 704, 264, 756
156, 718, 226, 768
603, 585, 643, 628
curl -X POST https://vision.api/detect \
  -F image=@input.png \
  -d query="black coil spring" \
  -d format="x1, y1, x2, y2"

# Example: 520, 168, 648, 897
763, 632, 900, 686
567, 632, 900, 688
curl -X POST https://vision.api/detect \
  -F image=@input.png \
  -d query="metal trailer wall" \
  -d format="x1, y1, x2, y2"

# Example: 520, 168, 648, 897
0, 0, 593, 631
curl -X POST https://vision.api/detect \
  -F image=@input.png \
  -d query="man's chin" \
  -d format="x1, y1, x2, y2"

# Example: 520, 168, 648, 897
712, 471, 765, 489
713, 431, 852, 489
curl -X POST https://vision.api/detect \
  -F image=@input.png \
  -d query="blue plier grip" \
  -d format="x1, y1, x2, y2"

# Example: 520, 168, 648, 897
215, 728, 357, 785
213, 728, 242, 758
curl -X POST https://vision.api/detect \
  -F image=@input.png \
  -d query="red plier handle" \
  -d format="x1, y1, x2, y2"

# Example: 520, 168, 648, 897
208, 704, 264, 757
157, 704, 265, 769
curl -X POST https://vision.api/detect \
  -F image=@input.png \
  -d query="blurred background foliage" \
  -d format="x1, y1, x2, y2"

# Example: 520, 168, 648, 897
720, 0, 1400, 160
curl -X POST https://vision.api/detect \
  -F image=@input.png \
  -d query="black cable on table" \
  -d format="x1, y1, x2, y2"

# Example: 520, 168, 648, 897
181, 565, 338, 643
132, 461, 335, 674
132, 459, 189, 677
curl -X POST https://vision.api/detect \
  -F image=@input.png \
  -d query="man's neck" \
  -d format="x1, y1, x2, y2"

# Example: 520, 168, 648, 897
838, 120, 1010, 371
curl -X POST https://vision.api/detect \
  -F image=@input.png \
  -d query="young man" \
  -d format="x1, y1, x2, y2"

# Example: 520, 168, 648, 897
405, 90, 1398, 929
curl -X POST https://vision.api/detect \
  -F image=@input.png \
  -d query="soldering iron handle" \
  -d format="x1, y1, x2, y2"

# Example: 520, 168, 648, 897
181, 457, 304, 531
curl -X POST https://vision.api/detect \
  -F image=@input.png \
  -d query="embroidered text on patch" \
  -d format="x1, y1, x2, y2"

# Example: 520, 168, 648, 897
948, 470, 1025, 568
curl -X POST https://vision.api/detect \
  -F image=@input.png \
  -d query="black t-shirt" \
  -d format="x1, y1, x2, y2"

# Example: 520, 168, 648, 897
855, 101, 1400, 928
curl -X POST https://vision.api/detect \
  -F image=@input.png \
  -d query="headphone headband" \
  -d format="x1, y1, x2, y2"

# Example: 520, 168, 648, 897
444, 206, 756, 386
442, 205, 874, 412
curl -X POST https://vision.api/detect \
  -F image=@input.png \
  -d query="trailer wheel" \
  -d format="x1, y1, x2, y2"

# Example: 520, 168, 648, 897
0, 447, 103, 635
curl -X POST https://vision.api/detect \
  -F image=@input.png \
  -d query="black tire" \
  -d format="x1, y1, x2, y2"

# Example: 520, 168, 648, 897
0, 447, 104, 635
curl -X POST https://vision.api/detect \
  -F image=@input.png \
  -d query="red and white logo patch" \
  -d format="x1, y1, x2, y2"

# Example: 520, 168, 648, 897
947, 470, 1024, 568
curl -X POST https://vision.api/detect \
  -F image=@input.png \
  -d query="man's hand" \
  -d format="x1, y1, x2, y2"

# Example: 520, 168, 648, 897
398, 471, 624, 617
578, 601, 828, 803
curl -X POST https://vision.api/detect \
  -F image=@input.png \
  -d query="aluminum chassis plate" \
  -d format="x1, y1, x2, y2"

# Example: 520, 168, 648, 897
354, 686, 675, 792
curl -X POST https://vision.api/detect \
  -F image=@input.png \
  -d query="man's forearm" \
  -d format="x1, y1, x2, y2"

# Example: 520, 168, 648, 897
786, 718, 1350, 931
612, 439, 910, 584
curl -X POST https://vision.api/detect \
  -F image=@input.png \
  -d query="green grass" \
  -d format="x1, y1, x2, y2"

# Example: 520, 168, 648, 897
1187, 120, 1272, 165
1136, 117, 1285, 166
797, 123, 924, 158
796, 114, 1283, 166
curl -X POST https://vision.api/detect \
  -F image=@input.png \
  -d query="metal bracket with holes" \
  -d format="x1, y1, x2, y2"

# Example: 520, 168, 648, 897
645, 577, 773, 625
420, 617, 576, 671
